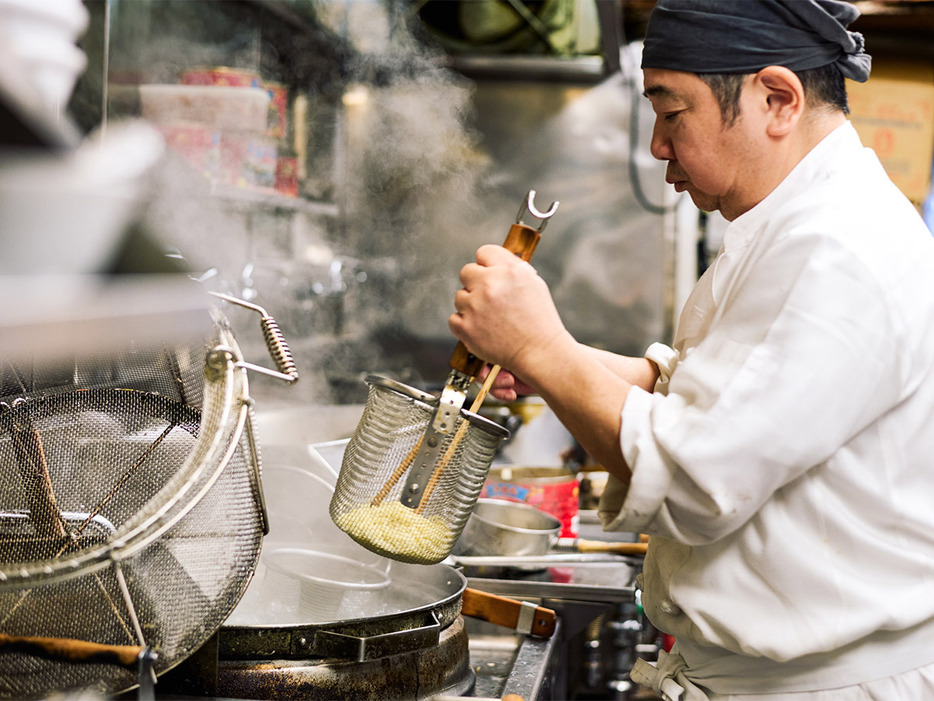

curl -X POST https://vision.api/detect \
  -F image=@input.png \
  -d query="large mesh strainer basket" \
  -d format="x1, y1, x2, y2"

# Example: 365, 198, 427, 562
329, 375, 509, 565
0, 300, 289, 699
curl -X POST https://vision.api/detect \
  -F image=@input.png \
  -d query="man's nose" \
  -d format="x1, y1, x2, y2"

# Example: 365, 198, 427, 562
649, 122, 672, 161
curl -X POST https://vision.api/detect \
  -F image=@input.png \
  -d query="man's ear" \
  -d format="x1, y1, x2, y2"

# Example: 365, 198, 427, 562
755, 66, 805, 136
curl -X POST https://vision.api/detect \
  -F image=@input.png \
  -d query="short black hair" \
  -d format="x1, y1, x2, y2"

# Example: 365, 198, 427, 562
698, 63, 849, 125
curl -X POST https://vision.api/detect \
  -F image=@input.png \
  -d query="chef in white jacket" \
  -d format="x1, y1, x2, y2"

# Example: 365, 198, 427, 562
449, 0, 934, 698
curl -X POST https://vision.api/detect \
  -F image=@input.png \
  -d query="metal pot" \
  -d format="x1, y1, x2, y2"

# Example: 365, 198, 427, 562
454, 498, 649, 558
454, 498, 561, 556
482, 465, 580, 537
163, 561, 555, 700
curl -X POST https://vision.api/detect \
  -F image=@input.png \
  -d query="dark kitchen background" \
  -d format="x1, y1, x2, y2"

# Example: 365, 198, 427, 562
53, 0, 934, 409
63, 0, 681, 409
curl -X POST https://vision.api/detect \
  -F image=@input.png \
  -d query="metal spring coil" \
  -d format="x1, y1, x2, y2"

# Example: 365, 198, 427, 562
259, 316, 299, 383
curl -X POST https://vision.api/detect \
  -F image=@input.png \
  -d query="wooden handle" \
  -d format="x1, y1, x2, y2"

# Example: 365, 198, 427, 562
0, 633, 144, 667
449, 341, 486, 378
502, 222, 542, 262
448, 222, 543, 377
11, 424, 67, 539
574, 539, 648, 556
462, 587, 556, 638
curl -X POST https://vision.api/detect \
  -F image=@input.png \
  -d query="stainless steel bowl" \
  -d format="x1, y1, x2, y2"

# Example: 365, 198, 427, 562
453, 498, 561, 556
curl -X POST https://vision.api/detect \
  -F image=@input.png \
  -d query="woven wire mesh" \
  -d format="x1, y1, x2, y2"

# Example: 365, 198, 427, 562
0, 317, 264, 699
329, 375, 507, 565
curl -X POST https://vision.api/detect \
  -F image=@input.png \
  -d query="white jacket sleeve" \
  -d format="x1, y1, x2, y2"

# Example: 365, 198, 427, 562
602, 231, 903, 544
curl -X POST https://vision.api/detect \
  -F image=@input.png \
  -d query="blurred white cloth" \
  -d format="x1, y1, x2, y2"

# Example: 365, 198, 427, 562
0, 0, 89, 113
633, 648, 934, 701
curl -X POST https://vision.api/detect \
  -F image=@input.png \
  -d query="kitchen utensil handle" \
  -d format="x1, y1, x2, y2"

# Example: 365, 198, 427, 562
314, 611, 441, 662
462, 587, 556, 639
573, 539, 649, 556
0, 633, 144, 667
416, 366, 502, 512
10, 423, 67, 539
448, 222, 542, 377
209, 292, 299, 383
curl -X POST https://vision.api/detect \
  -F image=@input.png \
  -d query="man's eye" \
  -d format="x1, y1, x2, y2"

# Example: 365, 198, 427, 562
664, 110, 682, 122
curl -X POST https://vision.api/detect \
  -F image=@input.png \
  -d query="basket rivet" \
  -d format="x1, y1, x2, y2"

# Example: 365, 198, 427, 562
408, 483, 420, 493
427, 436, 439, 448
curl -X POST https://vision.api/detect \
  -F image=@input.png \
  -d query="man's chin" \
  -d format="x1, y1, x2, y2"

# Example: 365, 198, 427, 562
687, 189, 719, 214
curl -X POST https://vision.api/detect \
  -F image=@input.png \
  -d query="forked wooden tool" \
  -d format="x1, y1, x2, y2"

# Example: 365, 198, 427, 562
372, 191, 558, 512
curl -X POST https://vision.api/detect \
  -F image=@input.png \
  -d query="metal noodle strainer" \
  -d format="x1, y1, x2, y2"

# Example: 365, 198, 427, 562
0, 291, 297, 699
330, 191, 559, 565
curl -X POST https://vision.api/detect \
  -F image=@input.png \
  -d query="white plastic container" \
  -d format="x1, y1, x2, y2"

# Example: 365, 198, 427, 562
0, 120, 165, 275
139, 84, 271, 133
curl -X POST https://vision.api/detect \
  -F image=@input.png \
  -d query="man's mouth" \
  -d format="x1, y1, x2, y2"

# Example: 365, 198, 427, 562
666, 169, 688, 192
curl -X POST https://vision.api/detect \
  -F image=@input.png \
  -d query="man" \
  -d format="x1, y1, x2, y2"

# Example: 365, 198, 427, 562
448, 0, 934, 698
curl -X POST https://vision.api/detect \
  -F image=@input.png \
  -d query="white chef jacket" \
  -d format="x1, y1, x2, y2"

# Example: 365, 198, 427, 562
600, 122, 934, 694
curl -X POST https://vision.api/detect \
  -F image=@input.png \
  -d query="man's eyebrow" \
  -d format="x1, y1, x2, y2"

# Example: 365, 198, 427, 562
643, 85, 676, 99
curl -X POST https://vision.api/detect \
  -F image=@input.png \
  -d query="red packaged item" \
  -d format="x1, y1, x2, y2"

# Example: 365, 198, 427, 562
220, 133, 277, 190
275, 155, 298, 197
156, 123, 220, 181
481, 466, 580, 538
264, 81, 288, 139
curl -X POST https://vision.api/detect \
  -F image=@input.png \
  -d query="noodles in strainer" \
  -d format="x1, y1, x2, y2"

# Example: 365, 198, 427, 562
334, 502, 451, 562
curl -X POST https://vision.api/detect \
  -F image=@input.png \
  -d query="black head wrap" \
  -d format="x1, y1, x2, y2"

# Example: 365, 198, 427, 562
642, 0, 871, 83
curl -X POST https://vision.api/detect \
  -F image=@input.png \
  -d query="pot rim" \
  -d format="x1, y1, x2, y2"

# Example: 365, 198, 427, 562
472, 498, 562, 534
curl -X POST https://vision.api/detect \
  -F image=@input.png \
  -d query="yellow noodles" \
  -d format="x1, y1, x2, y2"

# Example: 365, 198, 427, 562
335, 501, 451, 561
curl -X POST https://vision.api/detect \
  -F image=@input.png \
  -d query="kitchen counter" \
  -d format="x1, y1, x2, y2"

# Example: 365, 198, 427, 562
450, 512, 645, 700
461, 619, 562, 700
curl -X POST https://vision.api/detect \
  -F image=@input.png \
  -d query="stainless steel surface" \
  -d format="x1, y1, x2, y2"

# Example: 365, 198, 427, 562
158, 430, 483, 701
454, 552, 634, 567
501, 621, 562, 700
457, 510, 651, 700
0, 275, 214, 366
459, 618, 562, 701
466, 566, 636, 604
463, 518, 640, 604
454, 498, 562, 557
221, 562, 467, 660
461, 553, 644, 700
173, 411, 567, 701
213, 615, 474, 701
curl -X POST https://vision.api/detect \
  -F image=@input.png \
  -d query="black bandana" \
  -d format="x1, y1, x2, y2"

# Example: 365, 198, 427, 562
642, 0, 871, 83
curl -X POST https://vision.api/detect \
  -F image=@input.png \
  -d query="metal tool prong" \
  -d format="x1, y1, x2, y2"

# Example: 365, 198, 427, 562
518, 189, 560, 232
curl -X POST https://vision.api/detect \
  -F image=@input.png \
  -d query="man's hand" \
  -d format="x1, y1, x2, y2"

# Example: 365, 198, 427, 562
480, 366, 538, 403
449, 244, 572, 381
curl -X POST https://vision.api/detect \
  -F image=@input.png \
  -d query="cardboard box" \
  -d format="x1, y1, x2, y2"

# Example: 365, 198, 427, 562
848, 59, 934, 203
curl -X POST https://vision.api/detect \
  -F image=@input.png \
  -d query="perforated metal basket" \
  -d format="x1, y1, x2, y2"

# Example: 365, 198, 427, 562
329, 375, 509, 565
0, 305, 279, 699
